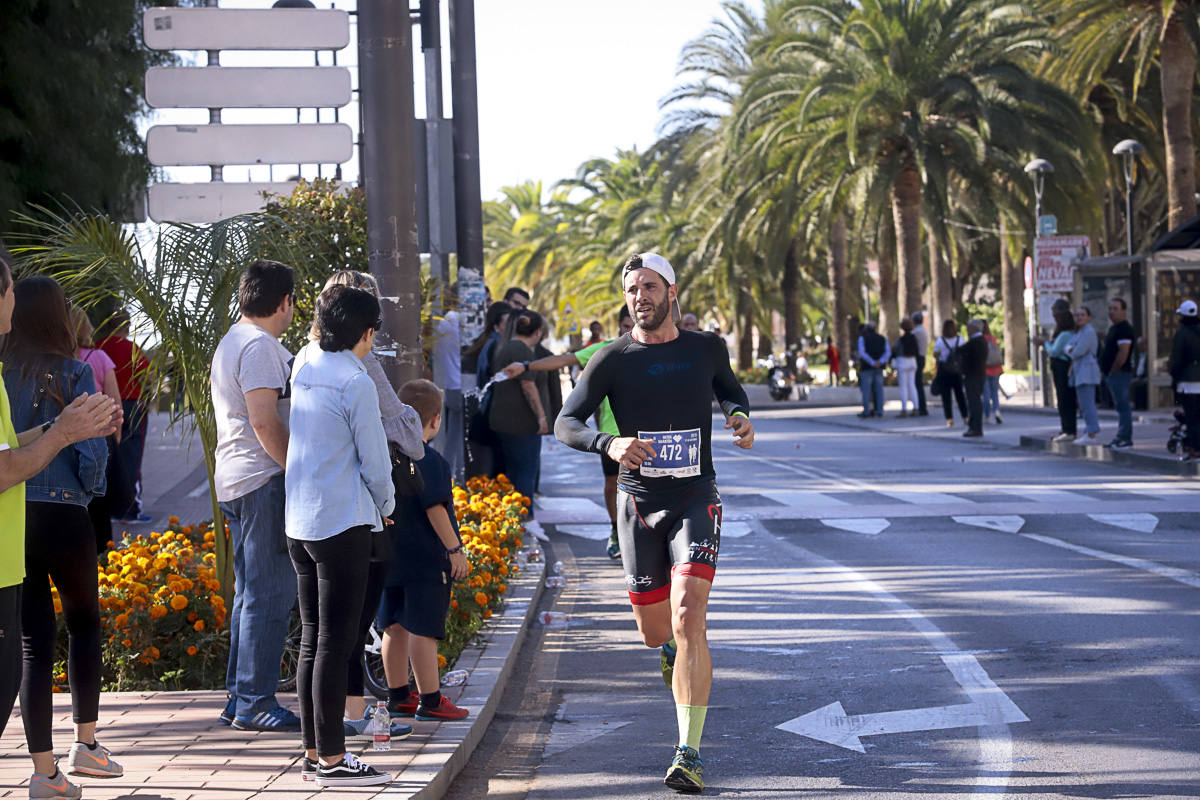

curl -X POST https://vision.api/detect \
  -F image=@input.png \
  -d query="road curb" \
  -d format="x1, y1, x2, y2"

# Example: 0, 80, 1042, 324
1018, 434, 1199, 477
380, 559, 546, 799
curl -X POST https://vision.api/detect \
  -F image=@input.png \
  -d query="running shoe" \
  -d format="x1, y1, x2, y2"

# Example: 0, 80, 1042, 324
606, 532, 620, 560
315, 753, 391, 787
1073, 434, 1098, 445
664, 745, 704, 793
415, 695, 470, 721
66, 740, 123, 777
300, 756, 317, 782
29, 770, 81, 800
343, 713, 413, 739
387, 691, 420, 717
231, 705, 302, 732
1108, 439, 1133, 450
660, 640, 676, 688
1052, 432, 1075, 442
219, 694, 236, 726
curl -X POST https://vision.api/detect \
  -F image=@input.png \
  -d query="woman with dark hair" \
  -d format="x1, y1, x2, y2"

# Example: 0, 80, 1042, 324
285, 285, 396, 787
464, 301, 513, 386
3, 276, 114, 795
488, 310, 549, 502
1044, 304, 1078, 442
932, 319, 968, 426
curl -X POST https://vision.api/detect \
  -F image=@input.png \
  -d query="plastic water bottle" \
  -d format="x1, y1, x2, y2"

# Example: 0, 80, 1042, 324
539, 611, 569, 628
514, 551, 528, 570
441, 669, 469, 687
372, 701, 390, 751
553, 560, 563, 574
545, 576, 566, 588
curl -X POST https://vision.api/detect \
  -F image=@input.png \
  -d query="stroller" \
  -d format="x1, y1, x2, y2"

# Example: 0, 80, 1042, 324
1167, 408, 1189, 458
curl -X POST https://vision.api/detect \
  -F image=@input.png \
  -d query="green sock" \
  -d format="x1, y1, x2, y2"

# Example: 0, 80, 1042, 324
663, 638, 677, 656
676, 704, 707, 751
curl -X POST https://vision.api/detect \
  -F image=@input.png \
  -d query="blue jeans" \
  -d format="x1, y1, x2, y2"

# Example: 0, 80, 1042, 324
982, 375, 1001, 418
432, 389, 464, 484
1106, 371, 1132, 442
219, 473, 297, 717
859, 368, 884, 415
495, 432, 541, 502
1076, 383, 1100, 435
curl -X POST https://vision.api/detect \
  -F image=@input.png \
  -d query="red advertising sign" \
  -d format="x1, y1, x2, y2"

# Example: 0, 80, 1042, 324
1034, 236, 1089, 293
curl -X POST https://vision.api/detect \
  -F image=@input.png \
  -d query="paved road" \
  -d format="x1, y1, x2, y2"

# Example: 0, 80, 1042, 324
446, 410, 1200, 799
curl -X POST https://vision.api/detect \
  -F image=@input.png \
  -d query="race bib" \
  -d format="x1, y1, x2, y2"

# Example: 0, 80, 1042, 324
637, 428, 701, 478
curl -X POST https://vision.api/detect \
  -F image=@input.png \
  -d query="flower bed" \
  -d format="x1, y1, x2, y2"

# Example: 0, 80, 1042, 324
52, 481, 528, 691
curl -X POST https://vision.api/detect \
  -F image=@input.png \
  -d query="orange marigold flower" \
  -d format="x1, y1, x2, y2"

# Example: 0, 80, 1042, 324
169, 594, 188, 611
474, 592, 488, 607
449, 599, 458, 609
113, 613, 129, 628
187, 645, 198, 656
146, 646, 160, 659
483, 609, 492, 619
168, 516, 180, 525
437, 653, 447, 669
193, 620, 205, 631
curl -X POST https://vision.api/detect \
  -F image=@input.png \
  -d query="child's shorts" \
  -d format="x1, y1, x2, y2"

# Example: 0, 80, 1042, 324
377, 580, 451, 640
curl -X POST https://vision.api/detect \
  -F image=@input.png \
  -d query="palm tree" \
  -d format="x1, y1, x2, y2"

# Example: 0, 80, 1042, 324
770, 0, 1079, 324
1048, 0, 1199, 229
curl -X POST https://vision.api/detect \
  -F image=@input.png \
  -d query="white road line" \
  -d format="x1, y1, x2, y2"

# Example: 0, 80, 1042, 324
877, 489, 964, 505
771, 490, 850, 507
185, 481, 209, 499
1003, 488, 1093, 505
755, 520, 1023, 795
1020, 533, 1200, 590
953, 516, 1026, 534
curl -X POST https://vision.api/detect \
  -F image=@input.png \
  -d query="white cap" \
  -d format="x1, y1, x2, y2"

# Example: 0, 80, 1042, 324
1178, 299, 1198, 317
625, 252, 676, 287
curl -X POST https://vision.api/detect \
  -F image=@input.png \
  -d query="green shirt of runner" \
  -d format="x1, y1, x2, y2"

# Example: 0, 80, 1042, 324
574, 340, 618, 436
0, 366, 26, 589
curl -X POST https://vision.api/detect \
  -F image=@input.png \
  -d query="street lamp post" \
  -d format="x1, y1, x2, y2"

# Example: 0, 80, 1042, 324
1024, 158, 1054, 409
1113, 139, 1146, 341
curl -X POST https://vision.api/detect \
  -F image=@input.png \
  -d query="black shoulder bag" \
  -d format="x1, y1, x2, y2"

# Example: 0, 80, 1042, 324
390, 441, 425, 498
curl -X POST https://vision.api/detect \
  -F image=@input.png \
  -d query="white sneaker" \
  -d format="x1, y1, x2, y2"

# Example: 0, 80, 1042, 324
525, 520, 549, 542
1073, 434, 1097, 445
1052, 432, 1074, 442
66, 740, 123, 778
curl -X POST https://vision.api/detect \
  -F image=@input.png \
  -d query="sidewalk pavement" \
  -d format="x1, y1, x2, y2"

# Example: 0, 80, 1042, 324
0, 413, 548, 800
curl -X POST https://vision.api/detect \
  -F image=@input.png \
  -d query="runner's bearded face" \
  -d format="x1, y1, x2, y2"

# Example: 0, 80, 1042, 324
624, 269, 672, 332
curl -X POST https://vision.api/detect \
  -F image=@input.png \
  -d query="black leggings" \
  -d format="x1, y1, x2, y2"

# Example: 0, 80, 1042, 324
346, 559, 388, 698
21, 501, 102, 753
289, 526, 371, 757
1051, 358, 1077, 436
939, 371, 968, 421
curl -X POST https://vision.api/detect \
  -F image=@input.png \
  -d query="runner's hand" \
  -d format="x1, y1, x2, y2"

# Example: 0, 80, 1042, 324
537, 416, 549, 435
606, 437, 656, 469
449, 550, 469, 580
502, 362, 526, 379
726, 415, 755, 449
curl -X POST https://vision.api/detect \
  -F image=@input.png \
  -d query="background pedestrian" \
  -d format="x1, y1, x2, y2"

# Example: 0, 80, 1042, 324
933, 320, 967, 426
894, 318, 919, 417
96, 309, 150, 524
856, 322, 889, 417
981, 319, 1004, 424
960, 319, 988, 437
1101, 298, 1136, 450
1045, 304, 1078, 442
1168, 299, 1200, 460
910, 311, 929, 415
1068, 306, 1102, 444
71, 305, 121, 552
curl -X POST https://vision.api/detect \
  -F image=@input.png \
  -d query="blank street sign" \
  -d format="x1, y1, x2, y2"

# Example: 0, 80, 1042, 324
148, 182, 299, 223
146, 67, 351, 109
147, 123, 353, 167
144, 7, 350, 51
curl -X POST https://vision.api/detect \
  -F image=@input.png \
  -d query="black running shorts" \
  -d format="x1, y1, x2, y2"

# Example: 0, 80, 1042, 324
616, 479, 721, 606
600, 452, 620, 477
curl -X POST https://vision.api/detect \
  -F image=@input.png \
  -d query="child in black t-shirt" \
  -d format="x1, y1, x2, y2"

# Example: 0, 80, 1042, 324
378, 379, 471, 721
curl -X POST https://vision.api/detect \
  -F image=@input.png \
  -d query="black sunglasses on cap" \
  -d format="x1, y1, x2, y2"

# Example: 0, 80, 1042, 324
373, 318, 383, 330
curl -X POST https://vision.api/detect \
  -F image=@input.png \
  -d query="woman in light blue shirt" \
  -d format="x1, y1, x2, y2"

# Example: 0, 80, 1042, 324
1066, 306, 1102, 444
285, 285, 395, 788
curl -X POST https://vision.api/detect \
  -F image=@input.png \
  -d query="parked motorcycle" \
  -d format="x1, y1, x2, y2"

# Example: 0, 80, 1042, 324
766, 355, 795, 401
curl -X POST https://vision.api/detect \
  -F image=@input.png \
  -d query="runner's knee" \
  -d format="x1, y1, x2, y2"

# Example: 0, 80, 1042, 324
671, 602, 706, 640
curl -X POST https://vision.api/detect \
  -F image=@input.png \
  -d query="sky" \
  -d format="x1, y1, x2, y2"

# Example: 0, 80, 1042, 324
149, 0, 741, 203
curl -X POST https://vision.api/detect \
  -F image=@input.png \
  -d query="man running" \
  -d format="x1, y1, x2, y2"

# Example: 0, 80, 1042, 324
555, 253, 754, 793
503, 306, 634, 559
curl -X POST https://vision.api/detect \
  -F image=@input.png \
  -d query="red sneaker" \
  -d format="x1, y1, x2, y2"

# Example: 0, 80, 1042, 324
387, 691, 419, 717
414, 695, 470, 721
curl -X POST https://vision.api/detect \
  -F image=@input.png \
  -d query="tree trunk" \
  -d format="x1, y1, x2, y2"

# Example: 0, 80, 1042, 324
927, 225, 953, 337
783, 238, 801, 350
999, 216, 1029, 369
878, 244, 899, 341
826, 215, 849, 378
737, 291, 754, 370
892, 166, 923, 319
1161, 11, 1198, 230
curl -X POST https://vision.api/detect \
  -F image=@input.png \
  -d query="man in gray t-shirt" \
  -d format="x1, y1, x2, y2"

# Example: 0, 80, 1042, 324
211, 260, 302, 731
912, 311, 930, 416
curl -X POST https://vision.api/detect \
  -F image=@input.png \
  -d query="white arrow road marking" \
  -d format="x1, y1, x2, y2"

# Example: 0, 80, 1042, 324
821, 518, 890, 535
778, 697, 1028, 754
1088, 513, 1159, 533
953, 515, 1025, 534
1021, 533, 1200, 590
755, 521, 1026, 794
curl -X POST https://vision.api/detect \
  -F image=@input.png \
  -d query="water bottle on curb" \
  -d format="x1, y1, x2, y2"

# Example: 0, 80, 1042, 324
539, 611, 569, 628
372, 701, 390, 751
441, 669, 469, 687
553, 561, 563, 574
545, 576, 566, 588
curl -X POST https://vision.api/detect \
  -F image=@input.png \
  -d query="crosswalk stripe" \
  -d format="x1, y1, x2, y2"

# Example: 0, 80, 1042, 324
877, 489, 964, 505
821, 518, 890, 535
953, 515, 1025, 533
770, 490, 850, 507
1088, 513, 1159, 533
1002, 488, 1094, 505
